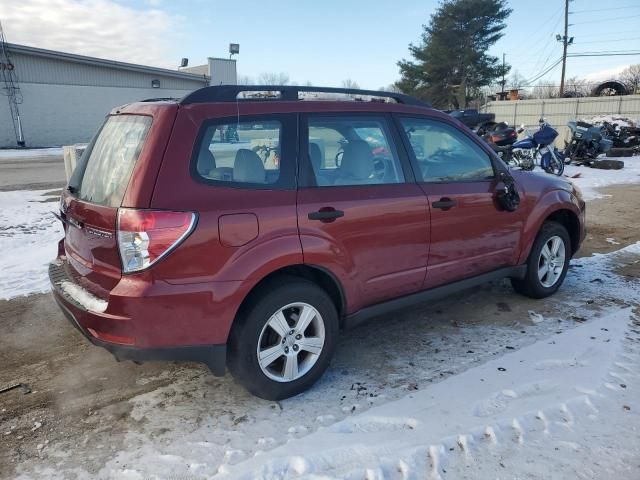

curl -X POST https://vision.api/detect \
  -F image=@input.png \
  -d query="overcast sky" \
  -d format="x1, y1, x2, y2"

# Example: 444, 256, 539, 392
1, 0, 638, 89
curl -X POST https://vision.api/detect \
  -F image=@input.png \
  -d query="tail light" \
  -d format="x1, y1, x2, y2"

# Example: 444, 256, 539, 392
117, 209, 197, 273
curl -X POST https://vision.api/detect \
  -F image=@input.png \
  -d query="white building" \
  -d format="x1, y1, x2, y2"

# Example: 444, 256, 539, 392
0, 43, 237, 148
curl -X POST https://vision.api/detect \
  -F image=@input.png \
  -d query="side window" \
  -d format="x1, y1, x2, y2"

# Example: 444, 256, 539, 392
400, 118, 495, 182
194, 119, 281, 185
307, 116, 405, 187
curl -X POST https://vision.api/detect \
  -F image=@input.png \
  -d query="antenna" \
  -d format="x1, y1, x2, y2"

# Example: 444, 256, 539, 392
0, 20, 25, 147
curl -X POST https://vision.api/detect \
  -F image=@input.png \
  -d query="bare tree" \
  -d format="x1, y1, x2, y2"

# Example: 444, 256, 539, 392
620, 64, 640, 94
564, 76, 590, 97
257, 72, 290, 85
507, 70, 527, 89
379, 84, 402, 93
237, 75, 254, 85
532, 82, 558, 99
341, 79, 360, 89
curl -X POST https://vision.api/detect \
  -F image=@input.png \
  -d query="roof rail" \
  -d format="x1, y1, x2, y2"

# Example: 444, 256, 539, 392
180, 85, 431, 108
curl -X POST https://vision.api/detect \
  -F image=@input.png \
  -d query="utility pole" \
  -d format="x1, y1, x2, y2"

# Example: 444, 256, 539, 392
501, 53, 506, 98
0, 20, 25, 147
559, 0, 569, 96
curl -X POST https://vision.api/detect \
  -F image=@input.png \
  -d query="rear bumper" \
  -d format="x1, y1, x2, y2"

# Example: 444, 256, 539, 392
49, 261, 227, 375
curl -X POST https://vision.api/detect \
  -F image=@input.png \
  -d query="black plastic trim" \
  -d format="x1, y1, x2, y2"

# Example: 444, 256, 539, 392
180, 85, 431, 108
343, 265, 526, 330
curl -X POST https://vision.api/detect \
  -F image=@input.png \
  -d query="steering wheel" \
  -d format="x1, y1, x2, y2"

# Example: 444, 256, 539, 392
335, 150, 344, 168
371, 156, 390, 181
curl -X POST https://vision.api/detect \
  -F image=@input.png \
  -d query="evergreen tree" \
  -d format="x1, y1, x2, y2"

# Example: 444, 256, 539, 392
396, 0, 511, 109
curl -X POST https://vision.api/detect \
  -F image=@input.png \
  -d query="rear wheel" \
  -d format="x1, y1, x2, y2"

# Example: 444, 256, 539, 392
511, 221, 570, 299
228, 278, 338, 400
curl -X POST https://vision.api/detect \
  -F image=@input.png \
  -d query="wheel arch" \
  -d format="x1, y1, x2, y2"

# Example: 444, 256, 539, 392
518, 190, 583, 264
230, 264, 347, 340
544, 208, 581, 256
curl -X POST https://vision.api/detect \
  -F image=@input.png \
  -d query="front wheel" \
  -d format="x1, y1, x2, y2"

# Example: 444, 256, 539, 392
511, 221, 571, 299
543, 151, 565, 176
228, 277, 338, 400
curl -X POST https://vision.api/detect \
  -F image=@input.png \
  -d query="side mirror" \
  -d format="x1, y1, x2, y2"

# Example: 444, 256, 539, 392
496, 171, 520, 212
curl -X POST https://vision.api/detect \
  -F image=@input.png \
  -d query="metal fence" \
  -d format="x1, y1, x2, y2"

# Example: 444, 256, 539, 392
482, 95, 640, 146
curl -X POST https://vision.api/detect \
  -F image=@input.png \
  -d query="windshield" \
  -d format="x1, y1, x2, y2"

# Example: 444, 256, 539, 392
69, 115, 152, 207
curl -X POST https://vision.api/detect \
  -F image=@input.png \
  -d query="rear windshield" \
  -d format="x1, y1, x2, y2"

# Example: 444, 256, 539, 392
69, 115, 152, 207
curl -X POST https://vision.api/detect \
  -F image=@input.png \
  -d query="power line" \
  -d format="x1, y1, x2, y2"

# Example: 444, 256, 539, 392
576, 37, 640, 45
570, 5, 640, 14
569, 52, 640, 57
525, 57, 563, 85
527, 10, 565, 77
574, 29, 638, 39
570, 13, 640, 25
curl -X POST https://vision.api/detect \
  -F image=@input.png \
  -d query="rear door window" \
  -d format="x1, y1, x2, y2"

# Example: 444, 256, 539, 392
69, 115, 152, 207
194, 119, 286, 186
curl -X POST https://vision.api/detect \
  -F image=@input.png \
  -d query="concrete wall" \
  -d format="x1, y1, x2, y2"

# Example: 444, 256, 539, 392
483, 95, 640, 146
0, 83, 195, 148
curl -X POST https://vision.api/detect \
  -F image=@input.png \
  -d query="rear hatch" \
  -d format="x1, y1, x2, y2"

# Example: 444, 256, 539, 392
62, 114, 154, 296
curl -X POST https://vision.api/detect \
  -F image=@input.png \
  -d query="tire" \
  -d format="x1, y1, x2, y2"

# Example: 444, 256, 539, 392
591, 159, 624, 170
227, 277, 339, 400
511, 221, 571, 299
606, 147, 633, 158
544, 153, 564, 176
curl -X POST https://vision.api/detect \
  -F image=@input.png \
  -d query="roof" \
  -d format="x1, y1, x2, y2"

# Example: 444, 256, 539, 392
5, 43, 210, 82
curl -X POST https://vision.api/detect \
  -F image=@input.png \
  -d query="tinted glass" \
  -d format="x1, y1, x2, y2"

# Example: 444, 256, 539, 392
71, 115, 151, 207
401, 118, 494, 182
307, 117, 404, 186
195, 120, 281, 185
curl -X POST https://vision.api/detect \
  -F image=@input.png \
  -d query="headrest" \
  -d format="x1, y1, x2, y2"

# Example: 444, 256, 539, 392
340, 140, 373, 180
197, 147, 216, 176
233, 149, 266, 183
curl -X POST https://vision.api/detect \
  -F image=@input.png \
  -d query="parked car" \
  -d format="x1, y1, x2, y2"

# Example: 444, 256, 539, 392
50, 85, 586, 400
446, 108, 496, 133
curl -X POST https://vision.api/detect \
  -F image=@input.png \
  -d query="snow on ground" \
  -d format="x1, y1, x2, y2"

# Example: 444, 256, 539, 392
226, 307, 640, 479
563, 158, 640, 200
0, 190, 63, 300
17, 241, 640, 480
0, 148, 64, 159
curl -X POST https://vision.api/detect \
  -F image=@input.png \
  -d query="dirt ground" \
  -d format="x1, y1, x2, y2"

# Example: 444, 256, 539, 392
1, 183, 639, 479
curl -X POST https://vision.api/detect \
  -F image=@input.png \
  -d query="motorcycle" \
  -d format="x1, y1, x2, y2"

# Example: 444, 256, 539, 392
600, 121, 639, 149
564, 120, 613, 164
510, 119, 565, 176
480, 122, 518, 163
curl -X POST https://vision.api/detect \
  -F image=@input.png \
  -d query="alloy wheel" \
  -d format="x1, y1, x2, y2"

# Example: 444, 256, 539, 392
257, 303, 325, 382
538, 235, 566, 287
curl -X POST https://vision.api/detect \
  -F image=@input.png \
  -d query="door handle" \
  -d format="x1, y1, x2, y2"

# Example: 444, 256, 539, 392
432, 198, 456, 210
308, 209, 344, 222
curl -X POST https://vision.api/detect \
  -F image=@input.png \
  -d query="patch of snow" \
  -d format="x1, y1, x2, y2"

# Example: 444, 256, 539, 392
527, 310, 544, 324
0, 189, 63, 300
563, 159, 640, 200
606, 237, 621, 245
580, 115, 637, 128
225, 308, 639, 479
0, 147, 64, 159
58, 281, 107, 313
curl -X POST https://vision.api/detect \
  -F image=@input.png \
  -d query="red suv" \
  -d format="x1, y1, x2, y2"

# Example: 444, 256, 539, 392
50, 86, 585, 399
